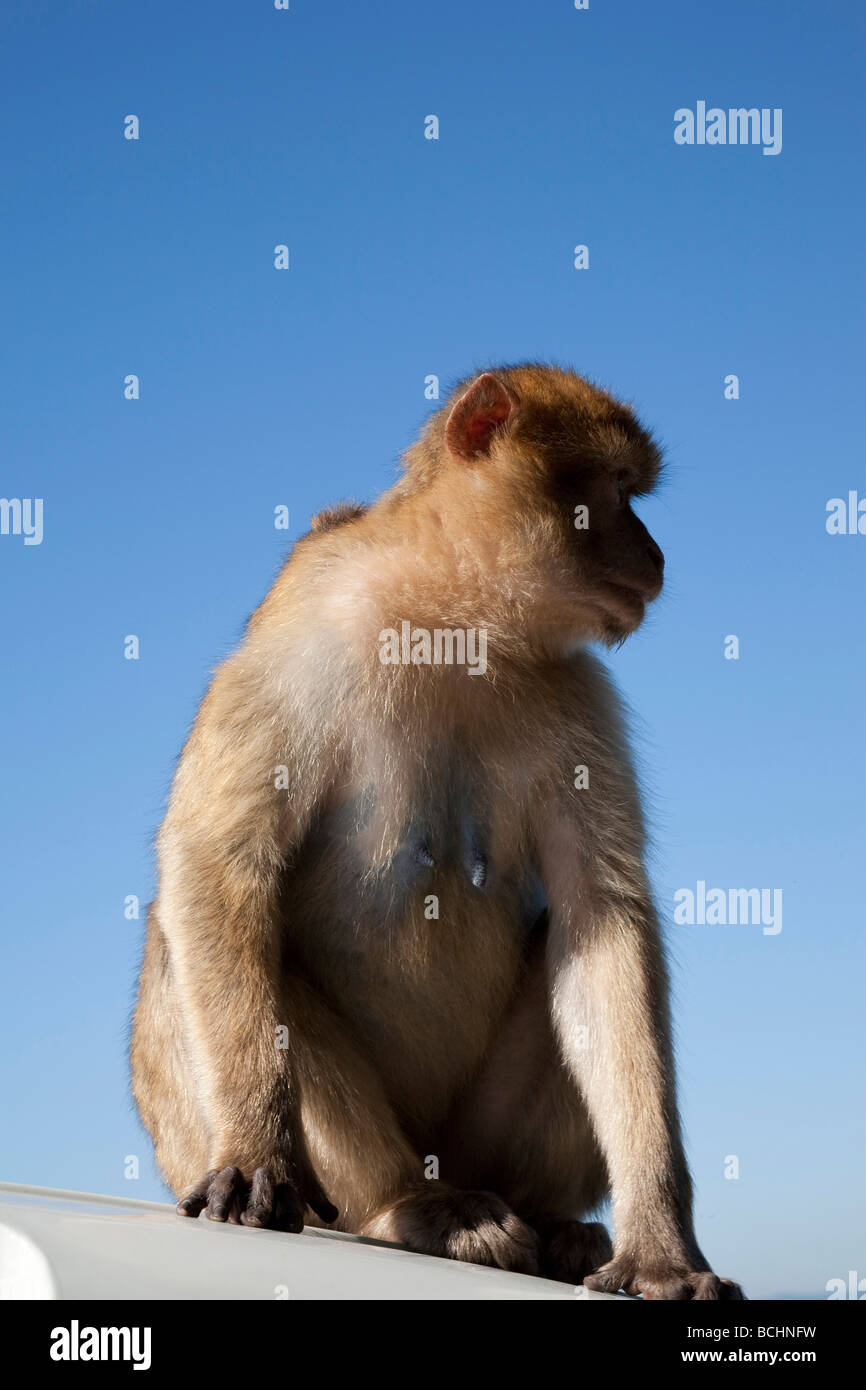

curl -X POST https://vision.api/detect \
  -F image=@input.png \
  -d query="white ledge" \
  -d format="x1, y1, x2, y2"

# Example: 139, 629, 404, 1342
0, 1182, 625, 1301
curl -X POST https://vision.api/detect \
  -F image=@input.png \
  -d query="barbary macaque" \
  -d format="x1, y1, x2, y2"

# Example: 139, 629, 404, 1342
131, 364, 743, 1299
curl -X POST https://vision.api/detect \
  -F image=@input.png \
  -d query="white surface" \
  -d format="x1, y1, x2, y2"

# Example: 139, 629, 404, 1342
0, 1182, 624, 1301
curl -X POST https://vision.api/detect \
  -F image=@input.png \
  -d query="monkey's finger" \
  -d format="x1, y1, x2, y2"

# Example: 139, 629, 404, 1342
304, 1179, 339, 1225
205, 1165, 243, 1222
274, 1183, 306, 1233
224, 1182, 251, 1224
240, 1166, 276, 1228
176, 1169, 218, 1218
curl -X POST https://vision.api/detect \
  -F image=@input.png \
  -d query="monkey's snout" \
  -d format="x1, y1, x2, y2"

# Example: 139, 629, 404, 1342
646, 537, 664, 574
638, 539, 665, 601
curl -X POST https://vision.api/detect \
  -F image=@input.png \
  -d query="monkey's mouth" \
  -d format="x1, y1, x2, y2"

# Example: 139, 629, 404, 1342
588, 580, 649, 629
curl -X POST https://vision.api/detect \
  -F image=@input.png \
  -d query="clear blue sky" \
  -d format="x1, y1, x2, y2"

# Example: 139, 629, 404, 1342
1, 0, 863, 1300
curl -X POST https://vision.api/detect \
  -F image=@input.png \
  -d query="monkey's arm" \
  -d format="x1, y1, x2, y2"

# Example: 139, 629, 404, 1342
154, 658, 338, 1229
536, 801, 740, 1299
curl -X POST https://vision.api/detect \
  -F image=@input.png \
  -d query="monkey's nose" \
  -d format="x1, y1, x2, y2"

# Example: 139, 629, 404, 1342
646, 538, 664, 573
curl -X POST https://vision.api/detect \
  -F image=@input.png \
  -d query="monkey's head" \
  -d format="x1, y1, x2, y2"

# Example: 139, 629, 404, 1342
406, 364, 664, 649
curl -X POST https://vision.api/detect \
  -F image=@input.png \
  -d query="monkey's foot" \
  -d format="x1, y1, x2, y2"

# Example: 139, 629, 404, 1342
360, 1185, 539, 1275
176, 1164, 338, 1233
531, 1216, 613, 1285
584, 1254, 745, 1301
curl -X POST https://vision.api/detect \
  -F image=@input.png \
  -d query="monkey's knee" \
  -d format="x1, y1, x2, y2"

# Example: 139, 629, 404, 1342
359, 1182, 539, 1275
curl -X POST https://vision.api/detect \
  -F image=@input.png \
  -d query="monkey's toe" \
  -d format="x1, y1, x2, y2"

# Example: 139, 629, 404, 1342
584, 1256, 746, 1301
689, 1272, 746, 1301
533, 1217, 613, 1285
362, 1185, 539, 1275
584, 1257, 688, 1299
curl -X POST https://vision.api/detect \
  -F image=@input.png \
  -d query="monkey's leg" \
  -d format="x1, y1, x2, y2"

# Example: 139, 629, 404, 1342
286, 981, 540, 1271
279, 972, 424, 1232
134, 924, 420, 1230
246, 972, 540, 1271
433, 941, 612, 1284
137, 937, 535, 1266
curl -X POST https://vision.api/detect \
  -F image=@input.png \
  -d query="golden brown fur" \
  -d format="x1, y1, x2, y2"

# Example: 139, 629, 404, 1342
131, 364, 742, 1298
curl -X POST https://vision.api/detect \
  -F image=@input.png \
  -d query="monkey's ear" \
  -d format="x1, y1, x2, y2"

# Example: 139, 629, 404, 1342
445, 373, 514, 462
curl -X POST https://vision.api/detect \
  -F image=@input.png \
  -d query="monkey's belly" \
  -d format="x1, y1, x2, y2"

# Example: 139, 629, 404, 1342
283, 805, 546, 1130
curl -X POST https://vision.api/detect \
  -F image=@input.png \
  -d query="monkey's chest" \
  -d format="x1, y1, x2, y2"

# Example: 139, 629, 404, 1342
290, 770, 542, 930
283, 772, 544, 1125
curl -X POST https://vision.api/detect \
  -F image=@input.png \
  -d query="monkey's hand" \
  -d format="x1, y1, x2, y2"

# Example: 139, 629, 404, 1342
583, 1252, 745, 1301
176, 1163, 338, 1233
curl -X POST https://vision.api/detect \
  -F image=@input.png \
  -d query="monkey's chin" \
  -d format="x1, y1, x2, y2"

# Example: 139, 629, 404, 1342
581, 583, 647, 645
